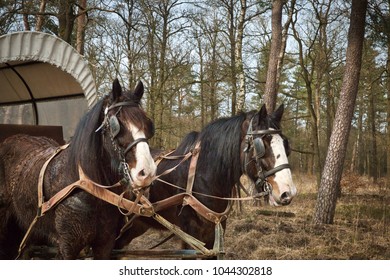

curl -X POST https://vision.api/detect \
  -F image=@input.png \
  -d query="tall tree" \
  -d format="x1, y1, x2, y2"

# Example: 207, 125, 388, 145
234, 0, 247, 114
76, 0, 87, 54
263, 0, 283, 113
224, 0, 239, 115
35, 0, 46, 31
314, 0, 368, 225
57, 0, 77, 43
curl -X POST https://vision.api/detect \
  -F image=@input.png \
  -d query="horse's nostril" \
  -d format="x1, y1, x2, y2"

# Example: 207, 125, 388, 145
138, 169, 146, 177
281, 191, 290, 200
280, 191, 292, 204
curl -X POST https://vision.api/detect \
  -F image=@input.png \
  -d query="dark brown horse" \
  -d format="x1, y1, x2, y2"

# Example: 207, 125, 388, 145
115, 104, 297, 253
0, 79, 156, 259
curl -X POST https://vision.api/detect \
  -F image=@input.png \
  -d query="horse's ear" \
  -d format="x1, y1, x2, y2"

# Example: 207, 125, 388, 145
112, 78, 122, 101
133, 81, 144, 101
272, 104, 284, 123
255, 104, 268, 127
258, 104, 268, 120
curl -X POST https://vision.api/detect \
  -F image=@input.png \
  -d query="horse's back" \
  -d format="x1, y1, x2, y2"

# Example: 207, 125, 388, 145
0, 133, 59, 186
0, 133, 59, 152
0, 134, 59, 165
0, 134, 60, 221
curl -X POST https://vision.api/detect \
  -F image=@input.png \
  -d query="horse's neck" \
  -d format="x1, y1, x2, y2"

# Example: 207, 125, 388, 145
195, 155, 240, 198
75, 148, 118, 187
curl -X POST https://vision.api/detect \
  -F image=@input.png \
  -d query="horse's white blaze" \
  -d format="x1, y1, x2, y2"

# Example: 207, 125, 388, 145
270, 133, 297, 201
125, 121, 157, 187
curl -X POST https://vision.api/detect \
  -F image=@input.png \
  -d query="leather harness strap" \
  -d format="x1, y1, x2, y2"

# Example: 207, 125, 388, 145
186, 141, 200, 194
19, 140, 232, 257
183, 195, 231, 224
36, 145, 151, 217
17, 144, 69, 258
152, 141, 232, 224
18, 146, 154, 258
37, 144, 69, 215
40, 166, 154, 217
183, 141, 232, 223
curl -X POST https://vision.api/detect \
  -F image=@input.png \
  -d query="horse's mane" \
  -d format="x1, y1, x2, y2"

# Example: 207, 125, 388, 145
173, 131, 199, 154
67, 98, 108, 183
187, 110, 281, 192
200, 113, 247, 186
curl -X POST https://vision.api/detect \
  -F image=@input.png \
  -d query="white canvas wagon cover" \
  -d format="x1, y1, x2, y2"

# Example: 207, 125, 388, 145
0, 31, 98, 140
0, 31, 97, 109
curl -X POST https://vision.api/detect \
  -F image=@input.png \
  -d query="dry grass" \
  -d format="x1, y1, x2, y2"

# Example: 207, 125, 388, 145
125, 172, 390, 259
25, 173, 389, 260
224, 172, 390, 259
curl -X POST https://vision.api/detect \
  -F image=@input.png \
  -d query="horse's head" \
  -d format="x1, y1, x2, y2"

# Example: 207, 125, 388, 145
242, 104, 297, 206
99, 79, 156, 188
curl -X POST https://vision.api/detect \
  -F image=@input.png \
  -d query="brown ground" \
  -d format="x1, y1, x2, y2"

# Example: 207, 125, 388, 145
126, 173, 390, 260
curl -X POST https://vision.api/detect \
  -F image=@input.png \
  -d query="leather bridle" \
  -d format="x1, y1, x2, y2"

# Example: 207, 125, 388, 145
243, 116, 290, 196
96, 101, 149, 186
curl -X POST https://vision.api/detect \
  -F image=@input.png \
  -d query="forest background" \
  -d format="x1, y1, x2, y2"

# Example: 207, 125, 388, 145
0, 0, 388, 224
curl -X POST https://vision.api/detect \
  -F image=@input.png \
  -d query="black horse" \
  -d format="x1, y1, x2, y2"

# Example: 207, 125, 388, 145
115, 104, 297, 252
0, 79, 156, 259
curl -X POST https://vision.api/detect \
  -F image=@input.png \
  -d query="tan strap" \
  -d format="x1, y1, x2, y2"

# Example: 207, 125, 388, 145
183, 195, 232, 224
152, 192, 231, 224
18, 144, 69, 258
154, 151, 193, 179
153, 193, 188, 212
37, 144, 69, 214
186, 141, 201, 194
41, 166, 154, 217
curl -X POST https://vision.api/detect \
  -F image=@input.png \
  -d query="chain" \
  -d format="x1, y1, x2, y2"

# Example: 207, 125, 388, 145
119, 161, 133, 188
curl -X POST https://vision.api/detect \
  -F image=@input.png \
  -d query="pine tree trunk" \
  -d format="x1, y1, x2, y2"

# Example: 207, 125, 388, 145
313, 0, 367, 225
263, 0, 283, 113
35, 0, 46, 31
76, 0, 87, 55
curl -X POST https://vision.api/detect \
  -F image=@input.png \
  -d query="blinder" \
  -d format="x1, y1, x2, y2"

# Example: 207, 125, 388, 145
95, 101, 151, 186
253, 137, 265, 158
109, 115, 121, 138
103, 104, 149, 156
243, 115, 290, 196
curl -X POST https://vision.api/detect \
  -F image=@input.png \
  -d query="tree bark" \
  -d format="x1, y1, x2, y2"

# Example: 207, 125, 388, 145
235, 0, 247, 114
76, 0, 87, 55
58, 0, 76, 43
368, 85, 378, 182
313, 0, 367, 225
22, 0, 31, 31
35, 0, 46, 31
275, 0, 295, 91
227, 0, 238, 116
263, 0, 283, 113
